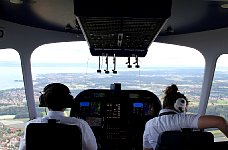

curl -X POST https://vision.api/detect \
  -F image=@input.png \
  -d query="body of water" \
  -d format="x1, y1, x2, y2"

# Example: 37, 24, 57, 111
0, 67, 24, 90
0, 65, 109, 90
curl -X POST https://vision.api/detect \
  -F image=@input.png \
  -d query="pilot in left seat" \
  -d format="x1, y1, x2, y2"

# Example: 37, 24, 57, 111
19, 83, 98, 150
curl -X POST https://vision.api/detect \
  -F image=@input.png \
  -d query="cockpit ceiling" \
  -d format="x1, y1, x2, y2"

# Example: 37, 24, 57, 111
160, 0, 228, 35
1, 0, 228, 34
1, 0, 228, 56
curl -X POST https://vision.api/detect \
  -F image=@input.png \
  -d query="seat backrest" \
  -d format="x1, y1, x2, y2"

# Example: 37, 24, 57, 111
26, 119, 82, 150
155, 130, 214, 150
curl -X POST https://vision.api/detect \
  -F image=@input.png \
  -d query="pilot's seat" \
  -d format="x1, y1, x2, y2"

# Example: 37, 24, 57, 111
155, 129, 214, 150
26, 119, 82, 150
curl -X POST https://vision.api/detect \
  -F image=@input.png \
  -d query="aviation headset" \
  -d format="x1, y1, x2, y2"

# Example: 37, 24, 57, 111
174, 98, 187, 113
39, 83, 74, 108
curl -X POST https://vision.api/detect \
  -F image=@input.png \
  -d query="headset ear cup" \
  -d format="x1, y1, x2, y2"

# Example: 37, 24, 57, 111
174, 98, 187, 113
66, 94, 74, 108
39, 94, 46, 107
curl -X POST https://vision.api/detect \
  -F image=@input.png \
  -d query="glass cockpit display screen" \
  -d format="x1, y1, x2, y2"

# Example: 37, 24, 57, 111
79, 101, 102, 126
80, 102, 90, 107
133, 102, 143, 108
80, 101, 101, 116
132, 102, 153, 115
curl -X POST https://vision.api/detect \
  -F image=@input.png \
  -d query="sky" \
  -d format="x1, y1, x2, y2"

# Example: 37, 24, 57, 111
0, 41, 227, 68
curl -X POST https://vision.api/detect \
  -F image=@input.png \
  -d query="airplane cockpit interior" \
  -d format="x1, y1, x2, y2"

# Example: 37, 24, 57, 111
0, 0, 228, 149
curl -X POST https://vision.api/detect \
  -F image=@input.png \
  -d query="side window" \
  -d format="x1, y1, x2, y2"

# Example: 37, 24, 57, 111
145, 43, 205, 114
0, 49, 27, 150
207, 54, 228, 141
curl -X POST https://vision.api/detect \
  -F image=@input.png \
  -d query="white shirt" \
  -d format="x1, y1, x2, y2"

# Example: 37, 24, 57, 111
143, 109, 201, 149
19, 111, 98, 150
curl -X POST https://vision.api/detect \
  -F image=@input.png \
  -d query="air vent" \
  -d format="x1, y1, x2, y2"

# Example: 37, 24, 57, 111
74, 0, 172, 57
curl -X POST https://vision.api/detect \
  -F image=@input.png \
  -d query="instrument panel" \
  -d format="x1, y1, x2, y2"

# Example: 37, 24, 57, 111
70, 88, 162, 150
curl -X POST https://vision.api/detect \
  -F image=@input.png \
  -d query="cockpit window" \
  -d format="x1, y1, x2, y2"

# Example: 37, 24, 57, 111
0, 49, 26, 149
0, 42, 207, 149
31, 41, 204, 116
207, 54, 228, 141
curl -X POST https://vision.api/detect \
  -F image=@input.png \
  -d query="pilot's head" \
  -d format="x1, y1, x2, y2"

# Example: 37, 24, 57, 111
163, 84, 188, 113
39, 83, 73, 111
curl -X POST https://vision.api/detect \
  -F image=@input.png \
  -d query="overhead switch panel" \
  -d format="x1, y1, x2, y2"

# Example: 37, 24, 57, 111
74, 0, 172, 57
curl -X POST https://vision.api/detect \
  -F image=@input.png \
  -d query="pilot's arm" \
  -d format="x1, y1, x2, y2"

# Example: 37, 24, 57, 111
18, 123, 27, 150
18, 136, 26, 150
198, 115, 228, 138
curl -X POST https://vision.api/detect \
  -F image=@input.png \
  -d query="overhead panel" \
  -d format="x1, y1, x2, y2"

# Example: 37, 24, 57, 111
74, 0, 172, 57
